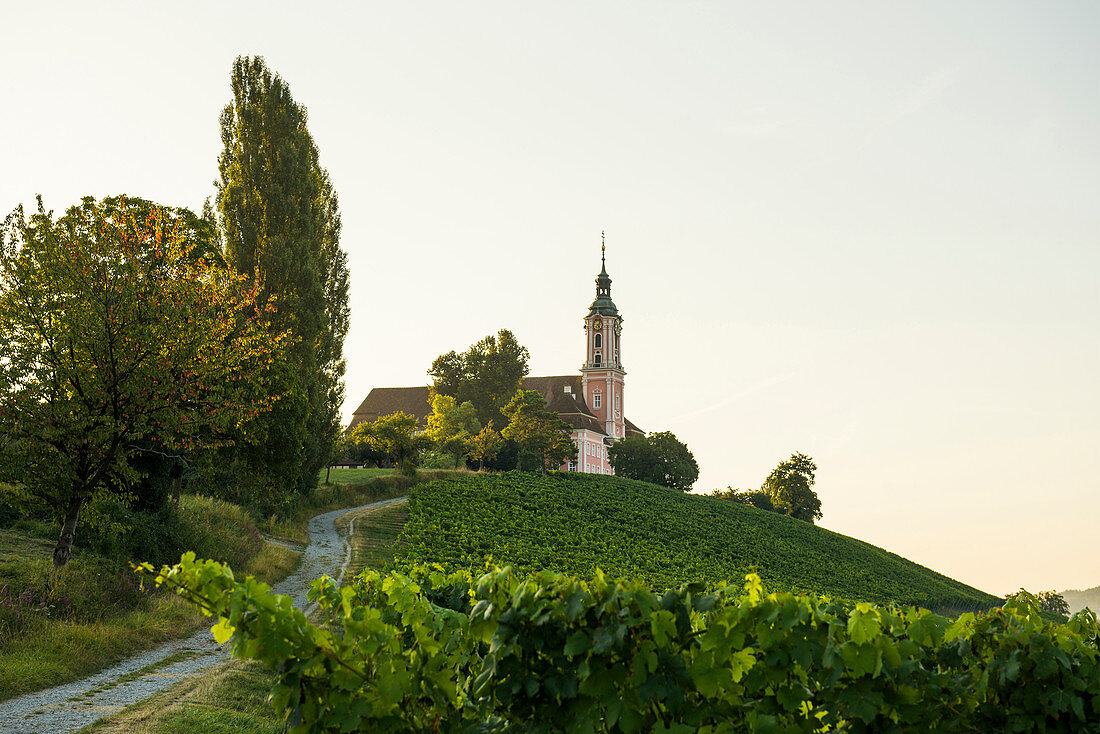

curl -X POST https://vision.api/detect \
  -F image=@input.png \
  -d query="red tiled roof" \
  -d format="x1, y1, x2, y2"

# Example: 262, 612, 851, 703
349, 376, 644, 437
349, 386, 431, 429
558, 413, 607, 435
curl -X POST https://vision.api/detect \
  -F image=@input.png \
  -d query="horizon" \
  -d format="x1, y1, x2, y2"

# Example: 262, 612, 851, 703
2, 1, 1096, 597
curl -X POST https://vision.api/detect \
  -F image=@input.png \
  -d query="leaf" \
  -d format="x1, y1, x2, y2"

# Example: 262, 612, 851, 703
211, 617, 235, 644
564, 630, 592, 657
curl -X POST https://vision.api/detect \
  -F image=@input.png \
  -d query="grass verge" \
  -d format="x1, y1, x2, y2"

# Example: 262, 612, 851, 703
0, 500, 301, 702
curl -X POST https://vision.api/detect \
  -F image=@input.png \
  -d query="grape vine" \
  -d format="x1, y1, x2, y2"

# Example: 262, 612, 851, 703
140, 554, 1099, 732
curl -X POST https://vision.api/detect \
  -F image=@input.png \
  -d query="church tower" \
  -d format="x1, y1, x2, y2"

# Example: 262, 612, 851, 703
581, 234, 626, 441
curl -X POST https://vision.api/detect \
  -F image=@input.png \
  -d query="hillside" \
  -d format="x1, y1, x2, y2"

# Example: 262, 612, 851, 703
1061, 585, 1100, 615
396, 472, 1000, 610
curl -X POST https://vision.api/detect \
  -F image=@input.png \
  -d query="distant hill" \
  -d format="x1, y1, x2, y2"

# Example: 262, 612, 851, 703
397, 472, 999, 612
1061, 585, 1100, 615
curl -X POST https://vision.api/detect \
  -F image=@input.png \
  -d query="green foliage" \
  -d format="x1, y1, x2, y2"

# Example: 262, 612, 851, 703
348, 412, 429, 475
465, 423, 503, 470
0, 195, 286, 566
397, 473, 999, 610
708, 487, 776, 512
216, 55, 350, 499
428, 329, 530, 429
501, 390, 577, 473
426, 393, 480, 469
608, 431, 699, 491
763, 452, 822, 524
145, 555, 1100, 733
1006, 589, 1071, 618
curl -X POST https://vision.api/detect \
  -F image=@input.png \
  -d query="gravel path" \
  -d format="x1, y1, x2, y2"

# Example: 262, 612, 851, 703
0, 497, 407, 734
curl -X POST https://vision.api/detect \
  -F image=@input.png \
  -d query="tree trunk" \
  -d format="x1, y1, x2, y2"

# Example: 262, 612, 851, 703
171, 476, 182, 505
325, 465, 331, 484
53, 495, 84, 570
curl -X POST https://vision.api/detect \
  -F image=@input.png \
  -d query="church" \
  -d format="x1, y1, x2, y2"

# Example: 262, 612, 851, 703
349, 242, 644, 473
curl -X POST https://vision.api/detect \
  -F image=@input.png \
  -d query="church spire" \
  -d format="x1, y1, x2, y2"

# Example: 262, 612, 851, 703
589, 233, 617, 317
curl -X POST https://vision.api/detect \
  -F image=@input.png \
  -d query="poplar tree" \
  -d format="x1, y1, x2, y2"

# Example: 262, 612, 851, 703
216, 56, 350, 497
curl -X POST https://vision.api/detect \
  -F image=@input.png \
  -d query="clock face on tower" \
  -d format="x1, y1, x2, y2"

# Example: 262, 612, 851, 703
593, 320, 602, 330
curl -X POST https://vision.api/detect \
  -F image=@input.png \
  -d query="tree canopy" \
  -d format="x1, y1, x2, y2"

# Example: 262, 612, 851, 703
500, 390, 576, 473
349, 413, 428, 476
428, 329, 530, 429
1005, 589, 1070, 618
762, 452, 822, 523
607, 431, 699, 491
426, 394, 481, 469
708, 487, 775, 512
216, 55, 350, 498
0, 196, 286, 567
466, 423, 503, 470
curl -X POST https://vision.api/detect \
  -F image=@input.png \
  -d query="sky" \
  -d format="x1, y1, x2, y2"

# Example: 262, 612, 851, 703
2, 1, 1097, 597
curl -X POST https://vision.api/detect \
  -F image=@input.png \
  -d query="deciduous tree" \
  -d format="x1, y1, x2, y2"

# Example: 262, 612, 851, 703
428, 330, 529, 429
466, 423, 503, 471
349, 412, 428, 476
708, 487, 775, 512
216, 55, 350, 497
0, 196, 286, 567
762, 452, 822, 523
426, 394, 480, 469
500, 390, 576, 473
608, 431, 699, 491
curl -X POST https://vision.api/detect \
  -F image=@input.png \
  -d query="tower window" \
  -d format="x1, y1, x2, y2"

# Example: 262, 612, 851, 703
593, 353, 601, 366
593, 393, 601, 409
594, 333, 602, 349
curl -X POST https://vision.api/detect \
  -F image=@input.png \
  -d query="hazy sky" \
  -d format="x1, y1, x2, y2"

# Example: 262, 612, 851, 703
3, 2, 1097, 597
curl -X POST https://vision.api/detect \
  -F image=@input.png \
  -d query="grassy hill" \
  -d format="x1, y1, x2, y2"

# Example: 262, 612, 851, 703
396, 471, 999, 611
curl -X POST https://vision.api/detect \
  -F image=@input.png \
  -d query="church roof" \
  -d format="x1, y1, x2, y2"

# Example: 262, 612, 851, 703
558, 413, 607, 436
521, 375, 594, 417
349, 386, 431, 430
349, 375, 643, 437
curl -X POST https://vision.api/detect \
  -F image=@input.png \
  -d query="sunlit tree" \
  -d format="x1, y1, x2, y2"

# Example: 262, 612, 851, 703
0, 196, 287, 567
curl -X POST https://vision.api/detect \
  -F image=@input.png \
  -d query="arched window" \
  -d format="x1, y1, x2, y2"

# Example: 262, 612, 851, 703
593, 353, 601, 366
594, 333, 602, 349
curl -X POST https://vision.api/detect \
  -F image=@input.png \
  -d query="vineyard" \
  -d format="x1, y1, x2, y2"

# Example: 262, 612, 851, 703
138, 472, 1100, 731
147, 554, 1100, 732
395, 472, 999, 611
